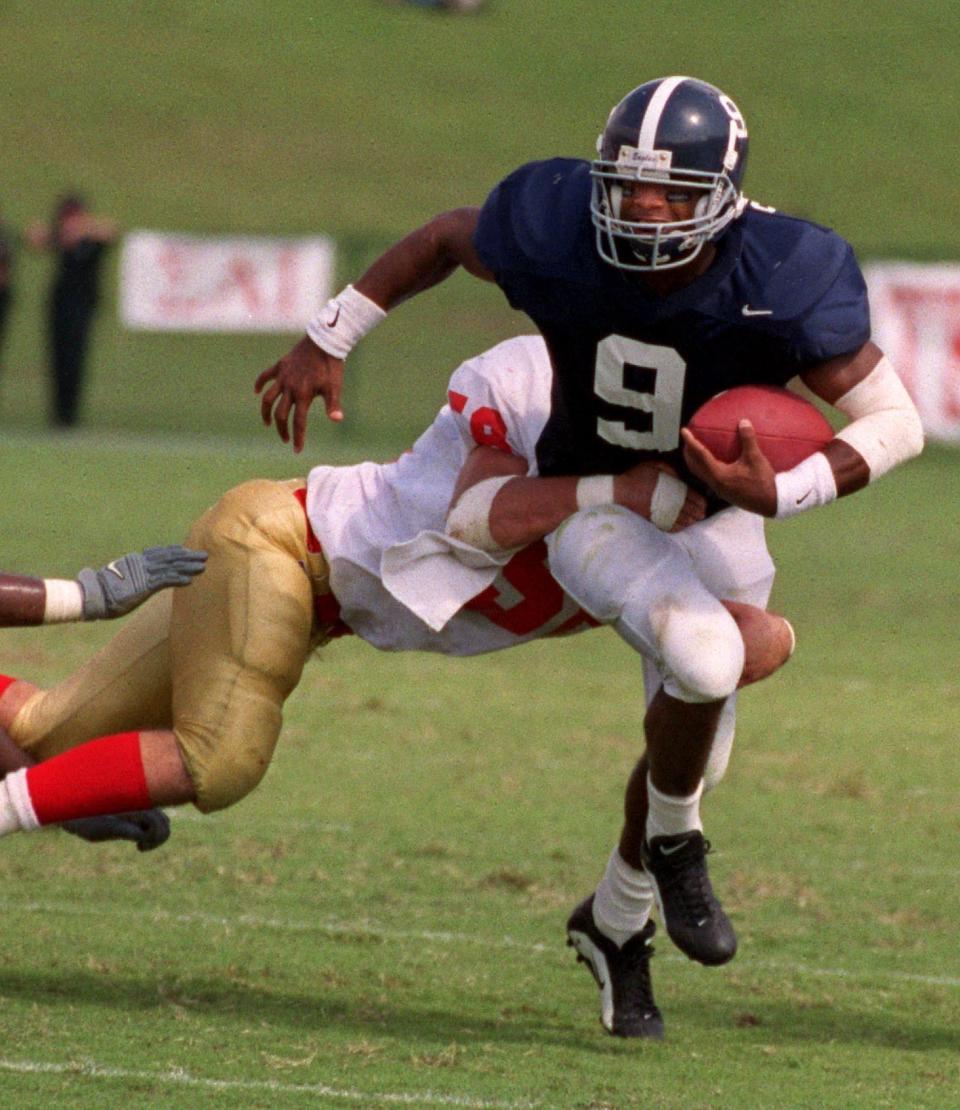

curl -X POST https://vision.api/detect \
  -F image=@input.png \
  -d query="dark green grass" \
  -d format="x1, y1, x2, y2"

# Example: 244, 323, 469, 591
0, 439, 958, 1108
1, 2, 959, 1104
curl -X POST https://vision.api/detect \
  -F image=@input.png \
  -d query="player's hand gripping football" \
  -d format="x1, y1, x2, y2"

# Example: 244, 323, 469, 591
617, 461, 707, 531
61, 808, 171, 852
255, 336, 344, 453
681, 419, 778, 516
78, 546, 208, 620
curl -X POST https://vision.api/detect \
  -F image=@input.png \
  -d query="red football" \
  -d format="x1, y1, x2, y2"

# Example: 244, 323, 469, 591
686, 385, 833, 472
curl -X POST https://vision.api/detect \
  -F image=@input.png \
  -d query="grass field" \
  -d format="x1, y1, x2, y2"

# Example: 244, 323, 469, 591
2, 1, 960, 1106
0, 436, 958, 1109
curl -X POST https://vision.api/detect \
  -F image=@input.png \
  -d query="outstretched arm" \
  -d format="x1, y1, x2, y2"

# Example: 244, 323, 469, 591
0, 545, 206, 628
255, 208, 493, 452
445, 445, 706, 554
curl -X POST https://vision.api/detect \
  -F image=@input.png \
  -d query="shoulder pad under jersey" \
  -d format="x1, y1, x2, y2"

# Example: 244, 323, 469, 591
737, 204, 864, 322
474, 158, 593, 277
446, 335, 552, 466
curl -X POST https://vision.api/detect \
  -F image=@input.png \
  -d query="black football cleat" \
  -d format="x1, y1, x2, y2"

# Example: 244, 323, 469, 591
641, 831, 737, 966
566, 896, 664, 1039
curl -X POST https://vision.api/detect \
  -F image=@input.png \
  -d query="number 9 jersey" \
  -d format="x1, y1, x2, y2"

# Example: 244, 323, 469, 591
472, 157, 870, 493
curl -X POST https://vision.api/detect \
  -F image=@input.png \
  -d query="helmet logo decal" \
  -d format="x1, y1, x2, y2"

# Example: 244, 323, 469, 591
616, 145, 673, 176
718, 94, 748, 170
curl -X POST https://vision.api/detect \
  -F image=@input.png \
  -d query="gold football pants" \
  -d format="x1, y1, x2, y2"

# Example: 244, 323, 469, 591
10, 479, 332, 812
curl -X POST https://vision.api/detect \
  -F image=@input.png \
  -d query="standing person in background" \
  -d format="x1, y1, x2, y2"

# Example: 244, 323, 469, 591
27, 194, 117, 428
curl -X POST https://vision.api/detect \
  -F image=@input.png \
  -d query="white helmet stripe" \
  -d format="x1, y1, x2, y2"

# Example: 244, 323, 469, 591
636, 75, 690, 152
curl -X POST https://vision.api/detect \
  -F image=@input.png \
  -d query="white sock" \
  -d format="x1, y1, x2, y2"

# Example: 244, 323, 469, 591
0, 769, 39, 836
592, 848, 656, 948
645, 772, 703, 841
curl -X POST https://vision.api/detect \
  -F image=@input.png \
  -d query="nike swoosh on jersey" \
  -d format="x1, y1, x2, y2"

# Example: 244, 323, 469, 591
741, 305, 773, 316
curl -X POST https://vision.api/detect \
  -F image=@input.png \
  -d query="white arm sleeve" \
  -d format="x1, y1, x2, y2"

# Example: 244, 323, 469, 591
832, 356, 924, 480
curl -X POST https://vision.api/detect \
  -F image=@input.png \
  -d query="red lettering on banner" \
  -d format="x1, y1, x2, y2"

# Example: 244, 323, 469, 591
889, 284, 960, 423
123, 231, 335, 332
227, 256, 263, 312
156, 245, 187, 317
889, 285, 923, 395
946, 328, 960, 421
276, 247, 297, 316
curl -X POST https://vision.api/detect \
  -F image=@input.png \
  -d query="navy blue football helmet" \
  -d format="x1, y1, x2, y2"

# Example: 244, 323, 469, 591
590, 76, 749, 271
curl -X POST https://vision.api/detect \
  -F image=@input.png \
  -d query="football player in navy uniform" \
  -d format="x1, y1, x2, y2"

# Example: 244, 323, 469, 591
255, 76, 923, 1037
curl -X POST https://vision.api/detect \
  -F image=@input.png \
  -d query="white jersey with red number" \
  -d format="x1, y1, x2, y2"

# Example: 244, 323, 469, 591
305, 336, 599, 655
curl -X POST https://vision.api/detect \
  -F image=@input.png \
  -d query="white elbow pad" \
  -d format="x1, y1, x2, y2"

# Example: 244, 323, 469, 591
446, 475, 517, 554
833, 357, 924, 480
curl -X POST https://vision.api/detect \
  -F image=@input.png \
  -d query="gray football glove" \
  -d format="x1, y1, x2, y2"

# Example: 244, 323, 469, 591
61, 808, 172, 852
78, 545, 207, 619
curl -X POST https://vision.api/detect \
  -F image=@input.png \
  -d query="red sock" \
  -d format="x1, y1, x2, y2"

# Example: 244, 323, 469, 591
0, 674, 18, 699
25, 731, 151, 825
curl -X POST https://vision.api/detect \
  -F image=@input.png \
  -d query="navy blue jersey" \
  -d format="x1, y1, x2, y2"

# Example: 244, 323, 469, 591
473, 158, 871, 488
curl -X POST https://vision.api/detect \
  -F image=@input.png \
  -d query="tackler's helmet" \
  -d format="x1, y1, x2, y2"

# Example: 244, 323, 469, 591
590, 76, 749, 272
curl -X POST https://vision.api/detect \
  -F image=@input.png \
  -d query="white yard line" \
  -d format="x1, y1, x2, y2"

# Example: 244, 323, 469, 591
0, 897, 956, 988
0, 1058, 539, 1108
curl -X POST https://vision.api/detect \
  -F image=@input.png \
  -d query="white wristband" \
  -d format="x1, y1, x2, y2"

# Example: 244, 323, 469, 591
576, 474, 615, 510
306, 285, 387, 359
43, 578, 84, 623
774, 452, 837, 519
649, 471, 688, 531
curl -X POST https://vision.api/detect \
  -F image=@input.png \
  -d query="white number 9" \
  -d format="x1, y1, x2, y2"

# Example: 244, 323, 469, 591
593, 335, 687, 451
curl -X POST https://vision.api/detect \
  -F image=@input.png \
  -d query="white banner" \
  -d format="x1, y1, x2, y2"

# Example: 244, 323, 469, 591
120, 231, 335, 332
865, 262, 960, 442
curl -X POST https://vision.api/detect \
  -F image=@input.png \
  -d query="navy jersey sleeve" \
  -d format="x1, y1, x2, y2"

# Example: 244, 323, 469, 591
757, 219, 871, 368
473, 158, 594, 312
788, 238, 871, 366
